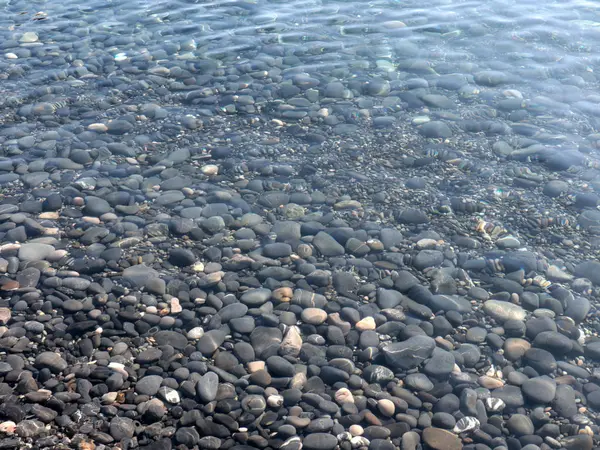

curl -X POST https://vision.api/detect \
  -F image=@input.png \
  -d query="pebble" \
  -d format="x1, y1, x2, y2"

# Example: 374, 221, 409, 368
483, 300, 527, 322
422, 427, 462, 450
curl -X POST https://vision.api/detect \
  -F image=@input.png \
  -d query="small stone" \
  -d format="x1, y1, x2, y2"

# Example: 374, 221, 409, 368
187, 327, 204, 339
201, 164, 219, 175
0, 308, 10, 324
169, 248, 195, 267
0, 421, 16, 433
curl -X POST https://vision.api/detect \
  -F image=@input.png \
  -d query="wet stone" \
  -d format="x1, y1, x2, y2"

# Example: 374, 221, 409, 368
419, 121, 452, 138
422, 427, 462, 450
110, 416, 135, 440
383, 336, 436, 370
303, 433, 338, 450
483, 300, 526, 322
34, 352, 67, 373
136, 375, 163, 396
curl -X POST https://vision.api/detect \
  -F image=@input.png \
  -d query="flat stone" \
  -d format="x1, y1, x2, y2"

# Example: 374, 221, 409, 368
303, 433, 338, 450
34, 352, 68, 373
197, 329, 227, 355
422, 427, 462, 450
135, 375, 163, 396
522, 376, 556, 404
312, 231, 345, 256
123, 265, 159, 288
154, 330, 188, 350
197, 372, 219, 403
301, 308, 327, 325
483, 300, 526, 322
18, 243, 55, 261
383, 336, 436, 370
110, 417, 135, 440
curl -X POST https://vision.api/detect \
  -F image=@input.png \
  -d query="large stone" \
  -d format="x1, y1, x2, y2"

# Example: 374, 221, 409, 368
303, 433, 338, 450
312, 232, 345, 256
18, 243, 55, 262
110, 417, 135, 440
522, 376, 556, 404
574, 260, 600, 285
197, 330, 227, 356
382, 336, 436, 370
251, 327, 283, 358
197, 372, 219, 403
422, 427, 462, 450
123, 265, 159, 288
34, 352, 68, 373
483, 300, 526, 322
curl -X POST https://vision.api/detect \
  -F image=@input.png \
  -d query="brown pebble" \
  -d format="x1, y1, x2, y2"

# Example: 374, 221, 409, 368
0, 281, 19, 291
362, 410, 382, 426
286, 416, 310, 428
478, 376, 504, 389
423, 427, 463, 450
349, 424, 364, 436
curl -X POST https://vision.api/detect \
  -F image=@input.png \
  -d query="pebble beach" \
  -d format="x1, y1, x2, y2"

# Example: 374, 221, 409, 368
0, 0, 600, 450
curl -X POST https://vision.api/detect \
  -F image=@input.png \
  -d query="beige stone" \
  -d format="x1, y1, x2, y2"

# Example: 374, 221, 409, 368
247, 361, 265, 373
334, 388, 354, 404
356, 316, 376, 331
377, 399, 396, 417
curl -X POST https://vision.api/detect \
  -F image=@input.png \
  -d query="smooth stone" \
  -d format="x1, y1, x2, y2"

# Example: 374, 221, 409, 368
110, 417, 135, 440
413, 250, 444, 270
312, 232, 345, 256
197, 330, 227, 355
197, 372, 219, 403
303, 433, 338, 450
135, 375, 163, 396
169, 248, 195, 267
34, 352, 68, 373
422, 427, 462, 450
574, 260, 600, 285
522, 376, 556, 404
154, 330, 188, 350
18, 243, 55, 261
419, 121, 452, 138
506, 414, 534, 436
240, 288, 272, 306
123, 265, 159, 288
382, 336, 436, 370
301, 308, 328, 325
483, 300, 526, 322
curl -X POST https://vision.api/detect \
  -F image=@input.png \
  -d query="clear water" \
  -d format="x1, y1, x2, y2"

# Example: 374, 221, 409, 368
2, 0, 600, 241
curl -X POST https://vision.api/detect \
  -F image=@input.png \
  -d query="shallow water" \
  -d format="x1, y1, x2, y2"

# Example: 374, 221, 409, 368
2, 0, 600, 448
